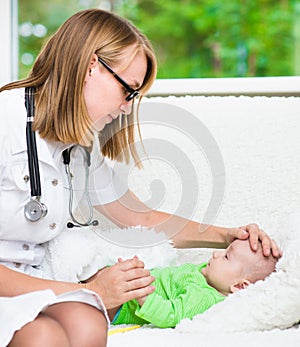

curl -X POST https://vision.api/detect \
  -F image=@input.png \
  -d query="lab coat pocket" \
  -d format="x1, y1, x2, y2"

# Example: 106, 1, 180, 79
9, 154, 45, 193
0, 160, 30, 231
10, 160, 30, 192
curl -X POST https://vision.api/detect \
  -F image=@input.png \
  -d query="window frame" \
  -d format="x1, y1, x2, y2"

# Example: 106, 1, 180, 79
0, 0, 18, 86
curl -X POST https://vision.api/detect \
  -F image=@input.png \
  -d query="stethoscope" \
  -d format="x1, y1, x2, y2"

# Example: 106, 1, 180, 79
62, 146, 98, 228
24, 87, 98, 228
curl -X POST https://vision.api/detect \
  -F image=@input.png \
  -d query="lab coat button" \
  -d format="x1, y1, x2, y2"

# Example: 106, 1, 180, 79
49, 223, 57, 230
22, 244, 30, 251
14, 262, 21, 268
23, 175, 29, 183
51, 179, 58, 186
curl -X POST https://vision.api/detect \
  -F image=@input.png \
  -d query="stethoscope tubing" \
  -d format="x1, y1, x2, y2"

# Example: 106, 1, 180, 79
25, 87, 42, 198
63, 146, 94, 227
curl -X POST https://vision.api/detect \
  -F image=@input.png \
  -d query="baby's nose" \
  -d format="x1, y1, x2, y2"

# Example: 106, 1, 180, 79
213, 250, 225, 259
212, 250, 221, 258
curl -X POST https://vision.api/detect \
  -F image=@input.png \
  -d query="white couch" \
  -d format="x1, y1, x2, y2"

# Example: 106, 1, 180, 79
105, 94, 300, 346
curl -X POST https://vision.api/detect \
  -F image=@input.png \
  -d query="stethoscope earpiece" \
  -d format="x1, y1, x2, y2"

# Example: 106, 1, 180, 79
66, 220, 99, 228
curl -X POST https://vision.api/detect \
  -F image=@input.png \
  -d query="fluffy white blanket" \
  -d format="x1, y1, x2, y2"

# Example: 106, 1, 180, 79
42, 213, 300, 339
106, 325, 300, 347
177, 213, 300, 333
42, 226, 177, 282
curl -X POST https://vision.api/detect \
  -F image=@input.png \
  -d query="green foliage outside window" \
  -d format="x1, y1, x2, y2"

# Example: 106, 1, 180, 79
18, 0, 300, 79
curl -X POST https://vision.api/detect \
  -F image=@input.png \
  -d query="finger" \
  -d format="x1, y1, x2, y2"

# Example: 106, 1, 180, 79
123, 285, 156, 303
247, 223, 259, 251
226, 227, 248, 245
235, 227, 249, 239
123, 268, 151, 282
260, 232, 271, 256
125, 275, 156, 292
116, 258, 145, 271
269, 239, 282, 258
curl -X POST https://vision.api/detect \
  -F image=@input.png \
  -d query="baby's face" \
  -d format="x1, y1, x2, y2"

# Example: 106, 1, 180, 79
201, 239, 258, 295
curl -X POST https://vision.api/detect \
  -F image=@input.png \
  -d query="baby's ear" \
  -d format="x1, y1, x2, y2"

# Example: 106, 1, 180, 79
230, 279, 251, 293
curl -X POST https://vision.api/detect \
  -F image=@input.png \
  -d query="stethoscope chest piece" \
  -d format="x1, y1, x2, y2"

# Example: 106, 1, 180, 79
24, 198, 48, 222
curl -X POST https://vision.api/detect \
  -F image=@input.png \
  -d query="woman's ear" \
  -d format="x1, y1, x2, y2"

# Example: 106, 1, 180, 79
230, 279, 251, 293
89, 53, 99, 69
85, 54, 99, 81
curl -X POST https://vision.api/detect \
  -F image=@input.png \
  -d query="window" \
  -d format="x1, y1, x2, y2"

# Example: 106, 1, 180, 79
8, 0, 300, 80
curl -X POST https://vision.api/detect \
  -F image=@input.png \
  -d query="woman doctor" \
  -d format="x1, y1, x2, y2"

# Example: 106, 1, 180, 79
0, 9, 280, 347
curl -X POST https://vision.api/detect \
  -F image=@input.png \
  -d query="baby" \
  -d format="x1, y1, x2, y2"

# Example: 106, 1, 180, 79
108, 239, 277, 328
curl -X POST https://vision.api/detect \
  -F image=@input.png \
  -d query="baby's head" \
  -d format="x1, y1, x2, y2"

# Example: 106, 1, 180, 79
201, 239, 277, 296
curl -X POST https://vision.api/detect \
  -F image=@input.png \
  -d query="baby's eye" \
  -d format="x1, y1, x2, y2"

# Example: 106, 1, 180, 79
224, 254, 228, 260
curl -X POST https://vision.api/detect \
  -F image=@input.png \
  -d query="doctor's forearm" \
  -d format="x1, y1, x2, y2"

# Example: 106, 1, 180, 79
96, 191, 229, 248
136, 210, 228, 249
0, 264, 80, 297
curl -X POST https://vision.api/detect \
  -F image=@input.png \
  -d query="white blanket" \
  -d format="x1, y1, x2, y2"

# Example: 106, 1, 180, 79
107, 325, 300, 347
42, 226, 177, 282
177, 213, 300, 334
107, 214, 300, 346
42, 213, 300, 344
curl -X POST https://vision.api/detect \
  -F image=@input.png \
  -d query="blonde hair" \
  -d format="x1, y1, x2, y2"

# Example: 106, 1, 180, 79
0, 9, 157, 165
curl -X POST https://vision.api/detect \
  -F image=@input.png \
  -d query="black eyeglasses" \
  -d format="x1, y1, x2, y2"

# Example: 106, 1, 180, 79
98, 57, 140, 102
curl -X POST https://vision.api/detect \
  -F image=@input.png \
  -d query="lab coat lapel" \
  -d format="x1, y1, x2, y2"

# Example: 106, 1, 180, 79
11, 126, 56, 169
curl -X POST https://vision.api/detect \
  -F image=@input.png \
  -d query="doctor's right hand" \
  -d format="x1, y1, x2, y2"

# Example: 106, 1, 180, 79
82, 257, 155, 309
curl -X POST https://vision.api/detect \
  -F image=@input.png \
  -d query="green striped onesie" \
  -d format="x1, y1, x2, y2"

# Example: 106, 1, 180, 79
112, 262, 225, 328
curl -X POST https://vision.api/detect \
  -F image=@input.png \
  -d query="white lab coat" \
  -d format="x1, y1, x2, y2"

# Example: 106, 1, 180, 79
0, 88, 125, 344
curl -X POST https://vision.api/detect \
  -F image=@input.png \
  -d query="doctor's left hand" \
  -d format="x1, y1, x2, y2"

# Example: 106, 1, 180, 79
225, 223, 282, 258
82, 257, 155, 309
